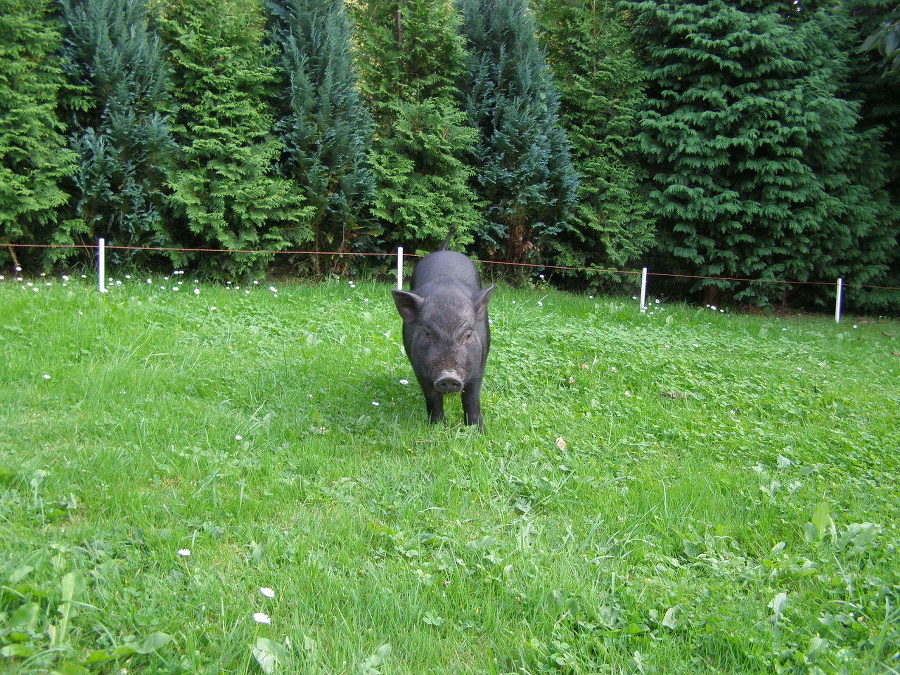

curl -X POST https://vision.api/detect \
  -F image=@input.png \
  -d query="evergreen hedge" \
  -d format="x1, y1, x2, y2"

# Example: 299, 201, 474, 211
0, 0, 896, 311
0, 0, 75, 269
267, 0, 374, 274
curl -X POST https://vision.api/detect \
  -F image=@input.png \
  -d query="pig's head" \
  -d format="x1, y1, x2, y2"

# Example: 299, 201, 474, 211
392, 283, 494, 393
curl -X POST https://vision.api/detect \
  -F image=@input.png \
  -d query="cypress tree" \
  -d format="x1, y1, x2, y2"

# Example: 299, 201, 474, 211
56, 0, 175, 265
459, 0, 579, 270
351, 0, 483, 253
534, 0, 653, 288
266, 0, 374, 271
160, 0, 308, 278
0, 0, 76, 269
622, 0, 897, 308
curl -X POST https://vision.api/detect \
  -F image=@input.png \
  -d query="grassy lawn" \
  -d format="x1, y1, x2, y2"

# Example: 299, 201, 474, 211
1, 274, 898, 674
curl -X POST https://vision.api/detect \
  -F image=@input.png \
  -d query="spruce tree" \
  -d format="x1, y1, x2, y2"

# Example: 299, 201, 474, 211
534, 0, 653, 288
351, 0, 483, 253
622, 0, 897, 307
160, 0, 309, 277
57, 0, 175, 264
459, 0, 579, 270
266, 0, 374, 270
0, 0, 75, 269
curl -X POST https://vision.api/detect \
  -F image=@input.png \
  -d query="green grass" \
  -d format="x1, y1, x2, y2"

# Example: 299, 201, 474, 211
1, 273, 898, 674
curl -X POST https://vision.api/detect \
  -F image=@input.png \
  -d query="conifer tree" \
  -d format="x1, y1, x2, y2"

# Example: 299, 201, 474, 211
56, 0, 175, 264
534, 0, 653, 288
622, 0, 897, 307
160, 0, 309, 277
0, 0, 75, 269
351, 0, 483, 253
266, 0, 374, 270
796, 8, 898, 310
459, 0, 579, 269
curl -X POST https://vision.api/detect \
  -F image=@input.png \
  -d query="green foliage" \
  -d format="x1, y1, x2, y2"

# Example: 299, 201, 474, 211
848, 0, 900, 307
366, 99, 482, 253
161, 0, 310, 278
859, 1, 900, 75
849, 0, 900, 184
266, 0, 375, 271
0, 0, 76, 266
459, 0, 580, 270
352, 0, 483, 253
2, 0, 900, 311
795, 9, 899, 311
55, 0, 176, 267
534, 0, 654, 289
624, 0, 898, 308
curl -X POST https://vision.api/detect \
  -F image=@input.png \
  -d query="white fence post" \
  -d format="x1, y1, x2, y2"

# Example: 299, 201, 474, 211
396, 246, 404, 289
98, 238, 106, 293
835, 278, 843, 323
639, 267, 648, 312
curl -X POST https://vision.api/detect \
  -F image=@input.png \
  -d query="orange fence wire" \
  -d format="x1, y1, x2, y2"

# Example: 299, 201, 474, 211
3, 242, 899, 291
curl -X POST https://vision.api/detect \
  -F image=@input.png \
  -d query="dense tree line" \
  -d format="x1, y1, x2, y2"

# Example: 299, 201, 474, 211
0, 0, 897, 310
622, 0, 898, 308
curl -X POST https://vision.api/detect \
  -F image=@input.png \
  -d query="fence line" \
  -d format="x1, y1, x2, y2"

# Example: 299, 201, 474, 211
5, 241, 898, 293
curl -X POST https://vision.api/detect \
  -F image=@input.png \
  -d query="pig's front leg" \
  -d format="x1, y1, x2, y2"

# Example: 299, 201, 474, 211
461, 378, 484, 430
418, 377, 445, 424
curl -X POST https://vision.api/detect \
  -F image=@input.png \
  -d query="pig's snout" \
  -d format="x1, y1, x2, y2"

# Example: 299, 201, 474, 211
434, 370, 464, 393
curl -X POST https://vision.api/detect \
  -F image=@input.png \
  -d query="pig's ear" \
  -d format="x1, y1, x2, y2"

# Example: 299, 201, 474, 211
392, 290, 424, 323
473, 285, 494, 318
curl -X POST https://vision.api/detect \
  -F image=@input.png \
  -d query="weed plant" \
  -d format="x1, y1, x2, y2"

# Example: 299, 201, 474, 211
1, 273, 898, 674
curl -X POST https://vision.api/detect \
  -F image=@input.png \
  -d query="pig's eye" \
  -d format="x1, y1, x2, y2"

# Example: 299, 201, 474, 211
464, 330, 474, 342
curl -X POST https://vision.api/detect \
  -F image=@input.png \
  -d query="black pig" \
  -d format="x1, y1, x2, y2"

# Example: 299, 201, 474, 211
392, 250, 494, 429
